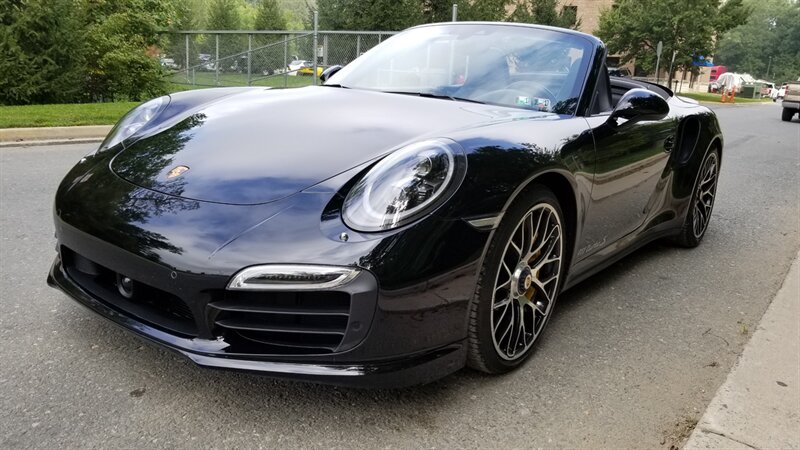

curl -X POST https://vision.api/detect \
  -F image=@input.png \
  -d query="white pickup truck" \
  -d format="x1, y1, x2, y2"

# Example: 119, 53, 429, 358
782, 80, 800, 122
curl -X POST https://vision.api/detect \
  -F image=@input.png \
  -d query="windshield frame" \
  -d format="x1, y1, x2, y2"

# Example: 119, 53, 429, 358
326, 22, 602, 117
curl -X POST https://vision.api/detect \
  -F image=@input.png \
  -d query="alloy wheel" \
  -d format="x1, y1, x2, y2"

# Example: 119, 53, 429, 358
692, 152, 718, 239
490, 203, 563, 360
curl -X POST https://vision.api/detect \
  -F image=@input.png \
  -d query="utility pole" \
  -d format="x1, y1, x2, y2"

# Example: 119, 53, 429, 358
668, 50, 677, 88
655, 41, 663, 85
766, 56, 772, 80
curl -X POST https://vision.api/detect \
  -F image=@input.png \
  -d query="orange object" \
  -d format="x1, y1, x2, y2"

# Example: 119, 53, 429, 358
720, 88, 736, 103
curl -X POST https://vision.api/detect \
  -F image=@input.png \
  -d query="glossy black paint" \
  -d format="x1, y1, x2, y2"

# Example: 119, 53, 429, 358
610, 88, 670, 122
48, 23, 723, 386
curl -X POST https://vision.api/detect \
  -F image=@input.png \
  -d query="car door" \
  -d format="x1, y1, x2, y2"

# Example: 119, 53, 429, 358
578, 108, 677, 259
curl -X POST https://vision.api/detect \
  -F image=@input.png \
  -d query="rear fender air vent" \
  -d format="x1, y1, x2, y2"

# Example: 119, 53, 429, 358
675, 116, 701, 166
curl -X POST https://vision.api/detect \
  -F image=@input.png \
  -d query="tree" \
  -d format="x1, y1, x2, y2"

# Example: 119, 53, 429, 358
0, 0, 85, 104
255, 0, 286, 30
421, 0, 453, 22
253, 0, 288, 74
715, 0, 800, 83
458, 0, 511, 21
206, 0, 242, 29
205, 0, 244, 64
317, 0, 422, 30
166, 0, 204, 71
79, 0, 177, 101
596, 0, 749, 83
508, 0, 579, 28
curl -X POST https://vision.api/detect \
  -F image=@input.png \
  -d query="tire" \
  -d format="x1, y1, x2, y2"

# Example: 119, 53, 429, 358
673, 148, 720, 248
467, 185, 567, 374
782, 108, 795, 122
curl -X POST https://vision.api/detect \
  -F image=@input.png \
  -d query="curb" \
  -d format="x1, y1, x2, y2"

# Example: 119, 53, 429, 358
0, 137, 103, 148
684, 250, 800, 449
0, 125, 111, 145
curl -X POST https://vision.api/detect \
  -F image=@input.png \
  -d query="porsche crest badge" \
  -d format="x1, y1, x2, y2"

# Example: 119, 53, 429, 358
167, 165, 190, 179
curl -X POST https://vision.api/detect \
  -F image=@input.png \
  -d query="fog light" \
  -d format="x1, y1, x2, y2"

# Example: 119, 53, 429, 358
117, 274, 134, 299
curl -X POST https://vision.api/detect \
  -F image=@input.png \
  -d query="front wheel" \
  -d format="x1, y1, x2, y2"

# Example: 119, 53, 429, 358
467, 186, 566, 374
673, 149, 720, 248
782, 108, 795, 122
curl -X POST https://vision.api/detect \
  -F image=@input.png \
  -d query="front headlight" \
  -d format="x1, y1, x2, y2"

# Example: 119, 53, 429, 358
342, 138, 467, 232
97, 96, 169, 152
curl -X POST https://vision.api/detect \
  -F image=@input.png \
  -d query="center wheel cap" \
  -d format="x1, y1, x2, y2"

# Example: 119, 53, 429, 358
512, 264, 534, 301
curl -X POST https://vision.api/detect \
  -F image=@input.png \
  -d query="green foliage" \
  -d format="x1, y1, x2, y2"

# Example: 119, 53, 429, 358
421, 0, 454, 22
715, 0, 800, 83
508, 0, 580, 28
458, 0, 511, 21
206, 0, 242, 29
596, 0, 749, 78
81, 0, 177, 101
0, 0, 85, 104
255, 0, 286, 30
204, 0, 245, 61
1, 0, 180, 104
317, 0, 422, 30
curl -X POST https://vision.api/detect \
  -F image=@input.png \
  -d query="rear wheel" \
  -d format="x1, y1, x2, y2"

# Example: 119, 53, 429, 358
673, 149, 720, 248
782, 108, 795, 122
467, 186, 565, 374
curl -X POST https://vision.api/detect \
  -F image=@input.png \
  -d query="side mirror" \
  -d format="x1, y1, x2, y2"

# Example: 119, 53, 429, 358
610, 88, 669, 123
320, 65, 343, 83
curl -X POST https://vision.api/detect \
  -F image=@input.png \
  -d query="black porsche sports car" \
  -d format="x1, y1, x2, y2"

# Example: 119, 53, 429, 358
48, 23, 722, 387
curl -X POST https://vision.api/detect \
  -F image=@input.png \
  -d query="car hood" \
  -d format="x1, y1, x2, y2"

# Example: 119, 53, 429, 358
110, 86, 552, 205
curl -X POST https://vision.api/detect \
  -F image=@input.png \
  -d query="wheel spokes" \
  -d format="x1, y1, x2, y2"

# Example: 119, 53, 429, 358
692, 154, 718, 238
490, 203, 563, 361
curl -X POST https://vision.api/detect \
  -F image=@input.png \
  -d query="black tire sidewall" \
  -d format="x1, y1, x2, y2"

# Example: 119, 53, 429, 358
676, 148, 720, 247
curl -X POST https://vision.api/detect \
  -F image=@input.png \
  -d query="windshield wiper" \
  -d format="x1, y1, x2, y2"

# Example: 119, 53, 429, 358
386, 91, 486, 104
322, 83, 349, 88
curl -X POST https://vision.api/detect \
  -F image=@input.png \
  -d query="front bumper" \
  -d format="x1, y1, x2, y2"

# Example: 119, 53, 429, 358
48, 255, 466, 387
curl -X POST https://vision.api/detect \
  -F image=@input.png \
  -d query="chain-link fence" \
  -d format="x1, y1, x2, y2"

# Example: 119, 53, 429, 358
162, 30, 397, 90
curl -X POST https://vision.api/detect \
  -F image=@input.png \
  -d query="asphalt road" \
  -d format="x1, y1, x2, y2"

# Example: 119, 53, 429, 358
1, 102, 798, 449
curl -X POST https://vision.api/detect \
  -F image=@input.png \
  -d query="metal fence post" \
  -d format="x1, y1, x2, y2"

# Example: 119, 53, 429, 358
323, 34, 328, 66
247, 34, 252, 86
313, 11, 319, 86
452, 3, 458, 21
284, 34, 288, 88
184, 33, 189, 82
215, 34, 219, 86
356, 35, 361, 58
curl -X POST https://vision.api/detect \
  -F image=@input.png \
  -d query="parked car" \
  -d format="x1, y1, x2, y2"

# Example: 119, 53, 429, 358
288, 59, 323, 77
159, 57, 178, 70
773, 83, 788, 101
781, 80, 800, 121
48, 23, 723, 387
198, 54, 216, 72
607, 67, 630, 77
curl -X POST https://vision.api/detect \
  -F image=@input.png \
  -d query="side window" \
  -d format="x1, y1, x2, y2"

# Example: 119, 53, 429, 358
591, 65, 612, 115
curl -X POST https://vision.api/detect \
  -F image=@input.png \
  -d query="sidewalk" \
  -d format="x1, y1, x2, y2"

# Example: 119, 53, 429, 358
684, 250, 800, 449
0, 125, 110, 147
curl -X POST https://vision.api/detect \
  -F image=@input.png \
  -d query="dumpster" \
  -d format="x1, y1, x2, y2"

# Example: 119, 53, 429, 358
740, 83, 763, 99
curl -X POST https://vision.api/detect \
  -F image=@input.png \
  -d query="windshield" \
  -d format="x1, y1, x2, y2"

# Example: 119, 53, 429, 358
327, 24, 594, 115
